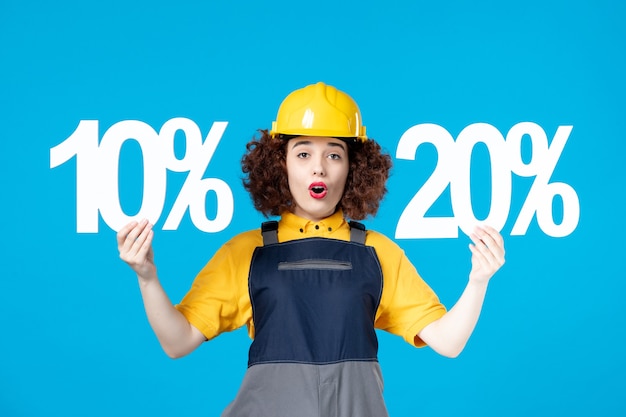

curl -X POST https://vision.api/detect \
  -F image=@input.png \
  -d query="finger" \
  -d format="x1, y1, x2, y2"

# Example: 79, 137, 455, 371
474, 226, 505, 258
469, 233, 490, 263
480, 225, 505, 248
117, 221, 138, 247
122, 219, 149, 252
136, 229, 154, 258
134, 221, 153, 248
120, 222, 153, 264
469, 239, 503, 271
470, 230, 490, 248
468, 242, 487, 265
470, 232, 502, 267
469, 243, 501, 283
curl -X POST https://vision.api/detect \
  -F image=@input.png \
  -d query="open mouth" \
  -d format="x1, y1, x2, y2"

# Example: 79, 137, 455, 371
309, 182, 328, 199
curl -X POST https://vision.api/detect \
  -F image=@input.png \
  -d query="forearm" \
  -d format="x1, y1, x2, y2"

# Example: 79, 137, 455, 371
138, 276, 203, 358
117, 220, 204, 358
419, 225, 505, 357
419, 280, 489, 358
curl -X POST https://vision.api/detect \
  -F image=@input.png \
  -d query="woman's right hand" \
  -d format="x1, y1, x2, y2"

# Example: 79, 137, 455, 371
117, 219, 204, 358
117, 219, 156, 281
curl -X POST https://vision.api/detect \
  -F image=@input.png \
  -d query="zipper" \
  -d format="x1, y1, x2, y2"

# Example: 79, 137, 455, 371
277, 259, 353, 271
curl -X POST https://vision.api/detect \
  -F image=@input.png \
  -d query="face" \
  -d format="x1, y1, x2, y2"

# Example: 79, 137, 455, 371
285, 136, 349, 222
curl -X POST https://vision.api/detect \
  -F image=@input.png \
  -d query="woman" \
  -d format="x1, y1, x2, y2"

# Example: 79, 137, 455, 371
117, 82, 505, 416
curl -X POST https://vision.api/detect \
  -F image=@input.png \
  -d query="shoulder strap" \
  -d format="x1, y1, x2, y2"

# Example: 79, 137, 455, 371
262, 220, 366, 245
348, 221, 367, 245
261, 221, 279, 246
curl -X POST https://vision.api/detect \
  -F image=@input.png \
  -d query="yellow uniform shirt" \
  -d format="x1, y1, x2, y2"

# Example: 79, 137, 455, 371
176, 210, 446, 347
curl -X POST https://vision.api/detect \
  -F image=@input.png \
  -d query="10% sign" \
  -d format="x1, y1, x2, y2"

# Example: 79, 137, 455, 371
50, 118, 233, 233
395, 122, 580, 239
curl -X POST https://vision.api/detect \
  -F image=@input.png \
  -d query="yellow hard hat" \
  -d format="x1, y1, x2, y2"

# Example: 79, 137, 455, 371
270, 82, 367, 141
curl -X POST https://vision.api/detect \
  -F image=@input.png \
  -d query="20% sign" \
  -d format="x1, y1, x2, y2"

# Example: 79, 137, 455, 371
395, 122, 580, 239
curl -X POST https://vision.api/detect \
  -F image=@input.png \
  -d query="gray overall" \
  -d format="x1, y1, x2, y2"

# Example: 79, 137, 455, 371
222, 221, 389, 417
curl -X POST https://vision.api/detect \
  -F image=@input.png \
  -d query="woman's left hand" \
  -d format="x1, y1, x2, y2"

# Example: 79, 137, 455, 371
468, 225, 506, 284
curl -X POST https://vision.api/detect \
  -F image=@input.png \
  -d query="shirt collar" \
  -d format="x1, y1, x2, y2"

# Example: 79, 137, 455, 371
279, 209, 347, 237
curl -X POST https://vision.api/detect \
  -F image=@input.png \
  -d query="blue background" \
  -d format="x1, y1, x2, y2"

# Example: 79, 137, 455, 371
2, 1, 625, 416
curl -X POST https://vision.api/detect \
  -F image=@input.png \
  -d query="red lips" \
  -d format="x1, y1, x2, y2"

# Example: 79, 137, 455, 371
309, 182, 328, 199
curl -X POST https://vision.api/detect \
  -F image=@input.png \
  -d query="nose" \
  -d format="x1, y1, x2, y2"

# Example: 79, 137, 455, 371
312, 155, 325, 176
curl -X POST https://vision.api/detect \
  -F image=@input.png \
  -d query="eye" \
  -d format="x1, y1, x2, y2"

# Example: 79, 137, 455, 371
296, 152, 309, 158
328, 153, 342, 160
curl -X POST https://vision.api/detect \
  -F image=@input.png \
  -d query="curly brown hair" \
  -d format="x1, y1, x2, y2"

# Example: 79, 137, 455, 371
241, 130, 392, 220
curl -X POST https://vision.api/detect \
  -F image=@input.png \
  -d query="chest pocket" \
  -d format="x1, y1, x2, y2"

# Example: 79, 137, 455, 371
277, 259, 352, 271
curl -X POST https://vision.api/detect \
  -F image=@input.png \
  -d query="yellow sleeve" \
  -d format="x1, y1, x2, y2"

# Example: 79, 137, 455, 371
370, 231, 447, 347
174, 230, 261, 341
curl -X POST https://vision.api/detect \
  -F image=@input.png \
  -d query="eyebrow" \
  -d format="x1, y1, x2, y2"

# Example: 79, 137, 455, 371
291, 140, 347, 151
